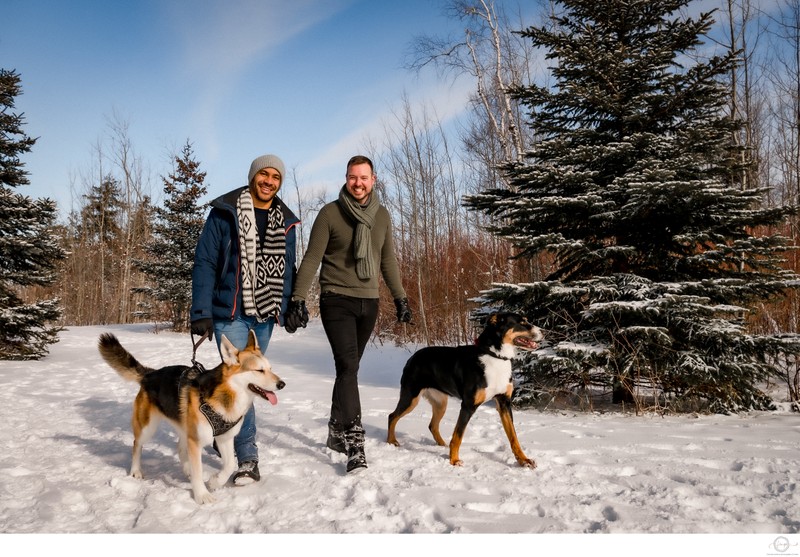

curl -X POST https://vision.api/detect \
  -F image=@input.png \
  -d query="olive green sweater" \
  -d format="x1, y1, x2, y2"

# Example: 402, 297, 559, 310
292, 199, 406, 301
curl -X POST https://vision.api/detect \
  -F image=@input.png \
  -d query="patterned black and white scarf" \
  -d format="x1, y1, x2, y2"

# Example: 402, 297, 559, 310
237, 189, 286, 320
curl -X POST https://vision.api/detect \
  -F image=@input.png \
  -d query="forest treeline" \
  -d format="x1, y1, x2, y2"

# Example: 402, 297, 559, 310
5, 0, 800, 410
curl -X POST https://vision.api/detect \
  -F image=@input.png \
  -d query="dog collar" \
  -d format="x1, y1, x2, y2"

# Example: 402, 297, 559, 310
199, 403, 243, 436
482, 348, 512, 361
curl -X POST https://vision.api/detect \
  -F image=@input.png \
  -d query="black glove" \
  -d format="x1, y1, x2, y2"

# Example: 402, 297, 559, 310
394, 298, 412, 323
191, 318, 214, 340
285, 299, 309, 334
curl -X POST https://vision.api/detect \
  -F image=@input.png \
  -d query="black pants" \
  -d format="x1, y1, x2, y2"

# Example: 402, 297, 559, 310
320, 293, 379, 429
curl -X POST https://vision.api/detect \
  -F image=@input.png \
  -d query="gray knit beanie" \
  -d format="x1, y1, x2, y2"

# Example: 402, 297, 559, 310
248, 154, 285, 184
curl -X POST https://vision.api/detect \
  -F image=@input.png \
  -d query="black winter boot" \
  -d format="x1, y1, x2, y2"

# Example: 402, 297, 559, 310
231, 460, 260, 485
344, 424, 367, 473
326, 420, 346, 454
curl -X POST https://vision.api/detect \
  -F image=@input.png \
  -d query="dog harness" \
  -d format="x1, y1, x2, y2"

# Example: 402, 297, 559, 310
182, 354, 243, 437
199, 402, 243, 436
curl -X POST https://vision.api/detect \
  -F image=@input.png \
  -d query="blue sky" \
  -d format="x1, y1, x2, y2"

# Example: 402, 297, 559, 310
3, 0, 487, 217
2, 0, 773, 219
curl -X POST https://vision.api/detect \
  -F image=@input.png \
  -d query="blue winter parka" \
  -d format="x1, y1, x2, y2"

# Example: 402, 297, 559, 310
191, 186, 300, 327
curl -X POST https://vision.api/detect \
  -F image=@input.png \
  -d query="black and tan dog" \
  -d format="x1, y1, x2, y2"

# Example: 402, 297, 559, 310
98, 330, 284, 504
387, 312, 542, 468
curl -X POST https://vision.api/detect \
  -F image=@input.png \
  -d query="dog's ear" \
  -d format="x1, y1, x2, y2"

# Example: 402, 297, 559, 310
219, 334, 240, 365
245, 329, 259, 352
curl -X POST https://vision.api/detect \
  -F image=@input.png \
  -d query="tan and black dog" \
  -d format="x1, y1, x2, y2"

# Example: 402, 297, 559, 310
98, 330, 284, 504
387, 312, 541, 468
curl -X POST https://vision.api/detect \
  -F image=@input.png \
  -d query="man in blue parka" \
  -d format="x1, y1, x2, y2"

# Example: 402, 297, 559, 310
191, 154, 300, 485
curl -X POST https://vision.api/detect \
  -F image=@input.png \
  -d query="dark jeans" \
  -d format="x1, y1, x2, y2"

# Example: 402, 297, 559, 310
320, 293, 379, 429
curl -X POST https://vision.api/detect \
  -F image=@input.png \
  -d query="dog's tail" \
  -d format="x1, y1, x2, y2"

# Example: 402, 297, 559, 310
98, 333, 151, 383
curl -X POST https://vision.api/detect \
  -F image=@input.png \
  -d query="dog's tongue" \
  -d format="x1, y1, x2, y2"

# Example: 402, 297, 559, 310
514, 337, 539, 350
249, 384, 279, 405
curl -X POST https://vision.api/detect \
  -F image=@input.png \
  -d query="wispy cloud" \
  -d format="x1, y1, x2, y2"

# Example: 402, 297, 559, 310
170, 0, 351, 76
304, 73, 475, 180
163, 0, 353, 158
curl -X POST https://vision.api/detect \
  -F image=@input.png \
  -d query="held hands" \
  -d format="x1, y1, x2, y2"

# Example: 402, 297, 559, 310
394, 298, 412, 324
285, 299, 309, 334
191, 318, 214, 341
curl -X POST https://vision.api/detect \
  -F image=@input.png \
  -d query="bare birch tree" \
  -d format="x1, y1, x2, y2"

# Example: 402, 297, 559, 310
407, 0, 539, 166
58, 116, 152, 325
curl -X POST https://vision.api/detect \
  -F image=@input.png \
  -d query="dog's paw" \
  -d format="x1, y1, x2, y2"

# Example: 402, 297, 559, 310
193, 490, 216, 504
519, 458, 537, 469
130, 470, 143, 479
450, 458, 464, 467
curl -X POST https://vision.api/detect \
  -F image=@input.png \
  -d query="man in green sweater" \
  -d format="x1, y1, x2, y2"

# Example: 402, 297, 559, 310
285, 155, 412, 473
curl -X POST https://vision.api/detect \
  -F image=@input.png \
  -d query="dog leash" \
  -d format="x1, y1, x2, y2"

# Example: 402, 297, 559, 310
190, 330, 210, 373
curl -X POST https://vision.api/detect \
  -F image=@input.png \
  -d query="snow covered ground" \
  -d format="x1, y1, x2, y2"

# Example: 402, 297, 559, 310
0, 322, 798, 555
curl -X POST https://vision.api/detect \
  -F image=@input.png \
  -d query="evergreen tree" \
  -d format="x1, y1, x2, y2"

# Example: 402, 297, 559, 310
134, 141, 207, 330
80, 175, 123, 246
0, 69, 65, 359
464, 0, 800, 412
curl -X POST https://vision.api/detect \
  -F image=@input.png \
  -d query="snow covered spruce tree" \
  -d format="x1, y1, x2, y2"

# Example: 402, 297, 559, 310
464, 0, 800, 412
133, 141, 207, 330
0, 69, 65, 359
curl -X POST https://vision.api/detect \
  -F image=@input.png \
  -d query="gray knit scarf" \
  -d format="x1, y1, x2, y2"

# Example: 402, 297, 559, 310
337, 185, 379, 280
237, 189, 286, 320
